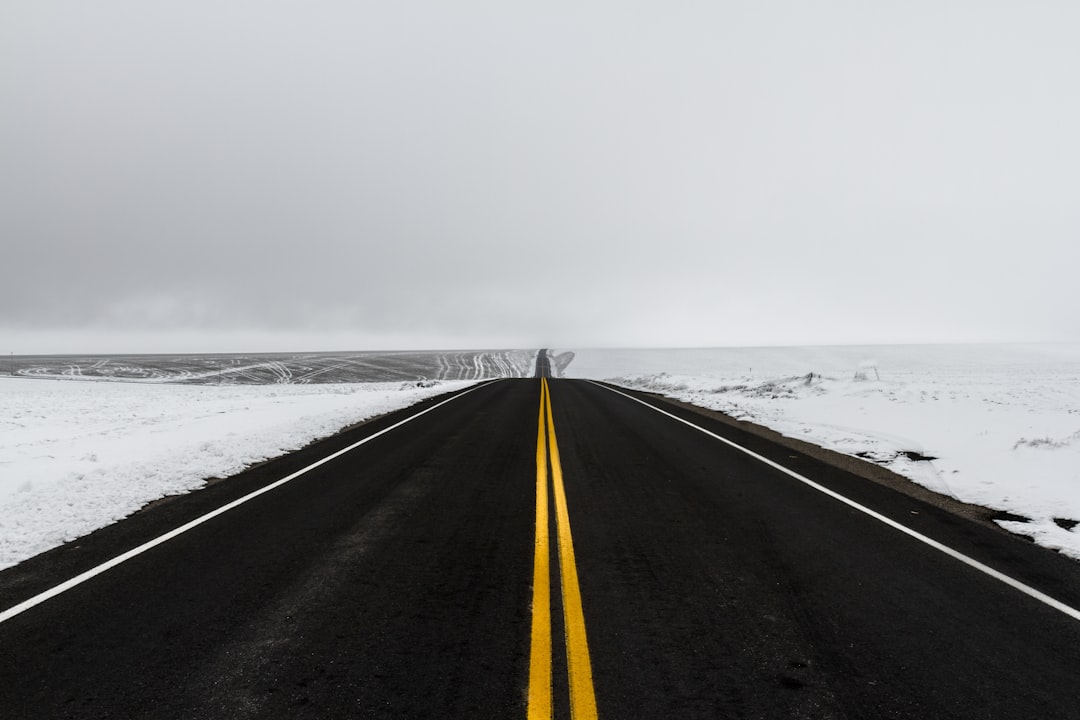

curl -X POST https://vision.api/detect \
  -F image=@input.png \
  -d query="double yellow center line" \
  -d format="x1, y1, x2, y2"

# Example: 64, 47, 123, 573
528, 379, 598, 720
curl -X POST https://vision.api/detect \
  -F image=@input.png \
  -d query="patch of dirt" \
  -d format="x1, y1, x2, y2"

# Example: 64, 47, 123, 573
989, 511, 1032, 524
991, 511, 1033, 524
897, 450, 938, 462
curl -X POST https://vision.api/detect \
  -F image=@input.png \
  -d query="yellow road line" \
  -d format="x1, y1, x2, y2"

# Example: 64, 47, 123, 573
528, 379, 598, 719
544, 379, 599, 720
528, 381, 553, 719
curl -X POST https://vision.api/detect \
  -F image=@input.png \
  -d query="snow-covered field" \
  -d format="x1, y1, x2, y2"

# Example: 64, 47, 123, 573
11, 349, 536, 384
562, 344, 1080, 560
0, 377, 476, 569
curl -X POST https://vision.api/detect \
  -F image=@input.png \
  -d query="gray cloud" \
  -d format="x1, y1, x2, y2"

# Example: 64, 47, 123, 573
2, 2, 1078, 352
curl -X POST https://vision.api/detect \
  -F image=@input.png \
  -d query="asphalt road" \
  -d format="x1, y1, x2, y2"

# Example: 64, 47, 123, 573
1, 378, 1079, 719
535, 348, 552, 379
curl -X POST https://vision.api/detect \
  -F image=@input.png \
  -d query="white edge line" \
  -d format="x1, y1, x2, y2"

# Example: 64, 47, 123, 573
0, 380, 496, 625
588, 380, 1080, 624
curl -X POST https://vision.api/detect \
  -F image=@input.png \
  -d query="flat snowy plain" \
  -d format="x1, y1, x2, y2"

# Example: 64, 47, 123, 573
0, 350, 535, 569
562, 344, 1080, 560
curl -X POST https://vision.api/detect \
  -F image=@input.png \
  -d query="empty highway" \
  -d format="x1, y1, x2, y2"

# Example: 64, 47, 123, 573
2, 370, 1079, 718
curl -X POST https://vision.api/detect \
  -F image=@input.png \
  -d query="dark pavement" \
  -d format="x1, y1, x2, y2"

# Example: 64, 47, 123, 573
1, 379, 1078, 718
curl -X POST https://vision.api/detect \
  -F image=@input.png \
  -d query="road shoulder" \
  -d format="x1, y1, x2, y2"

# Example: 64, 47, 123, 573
623, 386, 1020, 532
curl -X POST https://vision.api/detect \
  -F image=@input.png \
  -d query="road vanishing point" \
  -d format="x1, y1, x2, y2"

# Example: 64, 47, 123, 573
1, 351, 1079, 718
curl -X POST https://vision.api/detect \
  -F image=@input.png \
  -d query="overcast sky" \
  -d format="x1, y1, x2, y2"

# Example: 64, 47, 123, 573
3, 2, 1078, 353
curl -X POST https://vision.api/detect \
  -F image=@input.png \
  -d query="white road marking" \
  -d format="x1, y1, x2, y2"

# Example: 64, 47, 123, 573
590, 381, 1080, 624
0, 381, 494, 626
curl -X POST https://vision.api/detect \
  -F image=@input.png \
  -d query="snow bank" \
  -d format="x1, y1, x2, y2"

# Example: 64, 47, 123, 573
564, 344, 1080, 560
0, 378, 474, 569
